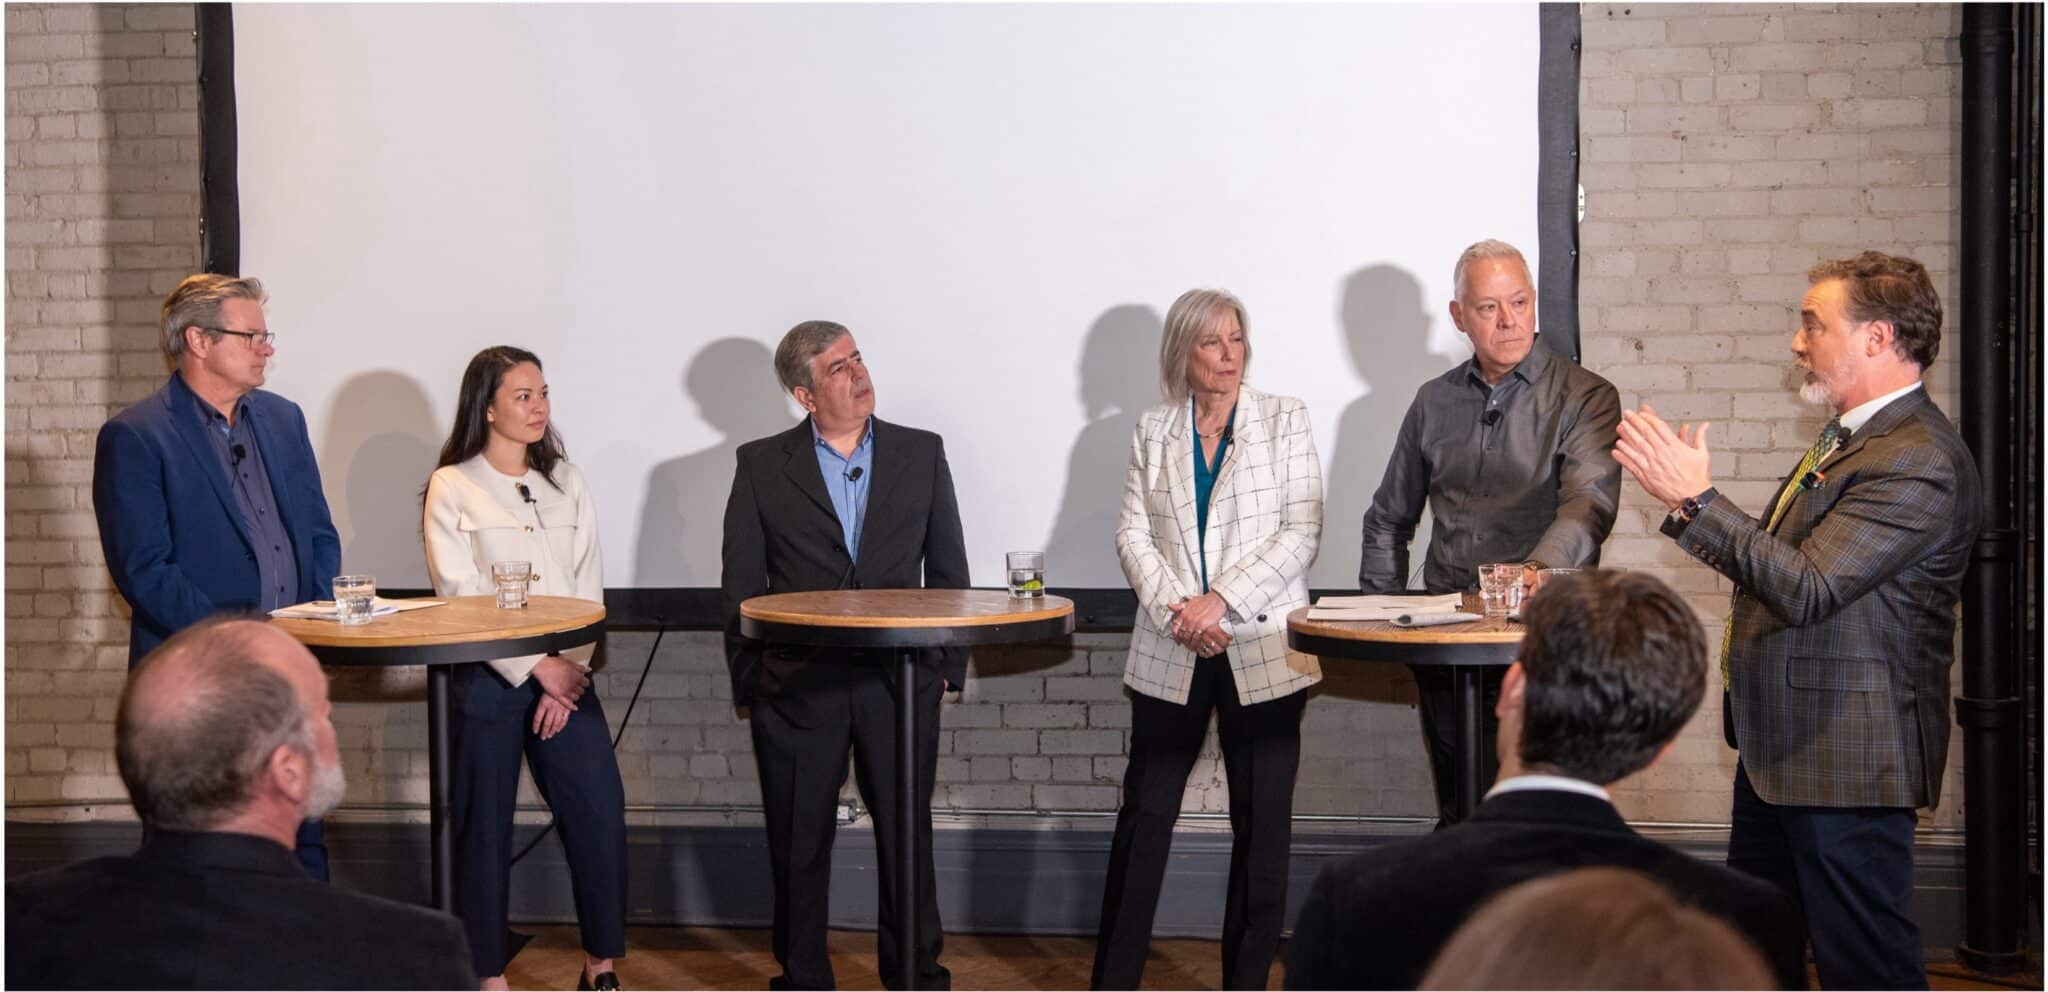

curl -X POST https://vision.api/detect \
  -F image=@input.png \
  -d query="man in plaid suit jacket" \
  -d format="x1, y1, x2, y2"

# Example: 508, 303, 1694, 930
1614, 251, 1982, 989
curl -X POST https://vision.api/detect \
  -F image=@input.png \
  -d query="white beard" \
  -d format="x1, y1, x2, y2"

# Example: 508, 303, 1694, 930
1799, 377, 1834, 407
304, 752, 347, 820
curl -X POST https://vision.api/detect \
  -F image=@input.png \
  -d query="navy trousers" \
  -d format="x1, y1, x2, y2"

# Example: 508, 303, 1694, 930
449, 662, 627, 978
1729, 762, 1924, 990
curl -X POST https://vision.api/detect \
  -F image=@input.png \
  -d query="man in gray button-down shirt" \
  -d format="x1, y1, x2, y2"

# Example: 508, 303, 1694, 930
1357, 239, 1621, 826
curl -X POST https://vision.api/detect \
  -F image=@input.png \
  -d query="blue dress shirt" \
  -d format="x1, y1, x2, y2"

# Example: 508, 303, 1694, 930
812, 418, 874, 560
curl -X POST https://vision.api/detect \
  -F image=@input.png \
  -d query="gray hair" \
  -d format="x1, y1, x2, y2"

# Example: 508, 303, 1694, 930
116, 618, 312, 831
160, 273, 266, 361
1158, 288, 1251, 403
773, 320, 850, 394
1452, 239, 1531, 301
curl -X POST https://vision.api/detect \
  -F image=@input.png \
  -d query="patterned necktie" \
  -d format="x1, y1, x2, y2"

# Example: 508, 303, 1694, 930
1722, 417, 1843, 689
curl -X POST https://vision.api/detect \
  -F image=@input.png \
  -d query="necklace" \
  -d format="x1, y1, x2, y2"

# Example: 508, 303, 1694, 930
1195, 424, 1229, 440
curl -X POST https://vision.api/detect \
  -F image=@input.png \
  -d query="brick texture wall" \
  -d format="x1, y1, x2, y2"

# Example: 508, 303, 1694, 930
5, 4, 1966, 835
1578, 2, 1965, 830
6, 3, 204, 814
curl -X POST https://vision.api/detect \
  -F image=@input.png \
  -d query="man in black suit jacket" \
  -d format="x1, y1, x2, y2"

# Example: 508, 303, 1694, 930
6, 618, 475, 990
1286, 571, 1806, 991
722, 320, 970, 990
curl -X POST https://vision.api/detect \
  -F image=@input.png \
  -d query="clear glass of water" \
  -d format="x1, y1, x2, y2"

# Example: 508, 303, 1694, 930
492, 560, 532, 609
332, 574, 376, 626
1476, 563, 1523, 619
1006, 551, 1045, 599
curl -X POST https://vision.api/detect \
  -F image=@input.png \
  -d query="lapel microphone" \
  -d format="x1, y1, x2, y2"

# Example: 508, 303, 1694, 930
846, 466, 863, 482
1481, 409, 1502, 427
229, 443, 246, 467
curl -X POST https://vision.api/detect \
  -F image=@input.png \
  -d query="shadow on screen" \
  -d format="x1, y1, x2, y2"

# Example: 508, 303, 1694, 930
320, 369, 444, 702
1313, 264, 1456, 590
1041, 304, 1162, 589
634, 338, 797, 586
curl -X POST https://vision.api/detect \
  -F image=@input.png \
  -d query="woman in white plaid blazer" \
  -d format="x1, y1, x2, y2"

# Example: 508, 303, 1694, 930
1091, 288, 1323, 991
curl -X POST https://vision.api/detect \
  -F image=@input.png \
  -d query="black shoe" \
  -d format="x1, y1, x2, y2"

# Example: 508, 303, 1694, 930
576, 970, 620, 991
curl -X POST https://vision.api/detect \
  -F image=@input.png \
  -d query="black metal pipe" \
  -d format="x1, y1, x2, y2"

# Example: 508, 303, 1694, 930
1957, 3, 2026, 974
2016, 2, 2046, 923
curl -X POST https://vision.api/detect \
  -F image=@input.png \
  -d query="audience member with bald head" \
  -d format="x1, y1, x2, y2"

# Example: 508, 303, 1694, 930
7, 618, 476, 990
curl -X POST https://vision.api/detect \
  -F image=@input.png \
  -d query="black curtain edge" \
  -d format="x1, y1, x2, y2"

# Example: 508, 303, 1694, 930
197, 3, 239, 275
1537, 2, 1583, 363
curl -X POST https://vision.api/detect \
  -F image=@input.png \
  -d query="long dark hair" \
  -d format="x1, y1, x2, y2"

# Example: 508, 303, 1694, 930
435, 346, 567, 491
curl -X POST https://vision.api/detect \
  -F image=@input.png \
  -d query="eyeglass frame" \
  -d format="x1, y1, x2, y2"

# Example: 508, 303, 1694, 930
200, 326, 277, 347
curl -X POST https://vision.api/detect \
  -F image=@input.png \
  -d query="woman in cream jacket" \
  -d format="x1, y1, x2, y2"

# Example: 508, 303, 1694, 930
423, 346, 625, 991
1092, 289, 1323, 991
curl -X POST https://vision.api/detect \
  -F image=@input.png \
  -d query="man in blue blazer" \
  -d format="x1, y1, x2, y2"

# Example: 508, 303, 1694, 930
92, 273, 341, 878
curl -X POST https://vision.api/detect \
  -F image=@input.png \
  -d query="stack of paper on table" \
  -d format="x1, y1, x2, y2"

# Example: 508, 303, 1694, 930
1306, 593, 1464, 622
269, 598, 445, 621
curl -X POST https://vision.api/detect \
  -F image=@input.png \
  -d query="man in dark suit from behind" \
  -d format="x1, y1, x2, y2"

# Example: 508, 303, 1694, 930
721, 320, 971, 990
6, 618, 476, 990
1285, 570, 1806, 990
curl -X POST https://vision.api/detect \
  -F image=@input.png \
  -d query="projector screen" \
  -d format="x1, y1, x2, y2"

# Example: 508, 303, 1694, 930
229, 4, 1545, 592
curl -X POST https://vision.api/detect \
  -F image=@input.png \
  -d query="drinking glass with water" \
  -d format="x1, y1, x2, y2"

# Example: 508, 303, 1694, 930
1476, 563, 1523, 619
1006, 551, 1045, 599
492, 560, 532, 609
333, 574, 376, 626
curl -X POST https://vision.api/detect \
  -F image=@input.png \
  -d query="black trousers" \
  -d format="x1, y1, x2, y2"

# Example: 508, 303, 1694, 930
449, 662, 628, 978
1410, 664, 1502, 827
750, 663, 948, 991
1092, 654, 1307, 991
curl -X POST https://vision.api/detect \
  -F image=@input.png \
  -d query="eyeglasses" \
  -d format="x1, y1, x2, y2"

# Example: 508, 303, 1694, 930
203, 327, 277, 347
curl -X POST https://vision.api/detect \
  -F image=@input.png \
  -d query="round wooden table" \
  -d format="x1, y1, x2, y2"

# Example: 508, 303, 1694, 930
273, 594, 607, 911
739, 589, 1074, 990
1287, 597, 1522, 821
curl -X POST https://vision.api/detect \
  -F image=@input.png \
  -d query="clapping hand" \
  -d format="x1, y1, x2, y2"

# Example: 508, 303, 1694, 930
1612, 403, 1714, 511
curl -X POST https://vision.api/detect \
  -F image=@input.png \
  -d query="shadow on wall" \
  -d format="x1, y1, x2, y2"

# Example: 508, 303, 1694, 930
319, 370, 444, 702
1042, 304, 1163, 588
1312, 264, 1456, 590
635, 338, 797, 586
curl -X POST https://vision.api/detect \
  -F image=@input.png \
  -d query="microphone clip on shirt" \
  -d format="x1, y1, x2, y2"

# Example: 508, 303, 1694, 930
846, 466, 863, 482
515, 481, 547, 531
229, 443, 247, 467
1481, 409, 1502, 427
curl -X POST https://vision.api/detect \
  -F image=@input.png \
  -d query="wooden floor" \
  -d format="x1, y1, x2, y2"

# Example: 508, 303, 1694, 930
504, 926, 1269, 990
503, 925, 2030, 990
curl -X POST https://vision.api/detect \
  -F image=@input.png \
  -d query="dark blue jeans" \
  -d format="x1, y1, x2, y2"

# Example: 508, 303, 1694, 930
1729, 762, 1924, 989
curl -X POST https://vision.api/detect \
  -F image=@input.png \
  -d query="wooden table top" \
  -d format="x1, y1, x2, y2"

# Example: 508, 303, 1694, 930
1285, 594, 1524, 646
740, 589, 1074, 629
271, 595, 606, 649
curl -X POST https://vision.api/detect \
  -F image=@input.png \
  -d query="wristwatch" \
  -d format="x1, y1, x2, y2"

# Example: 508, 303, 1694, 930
1675, 487, 1719, 524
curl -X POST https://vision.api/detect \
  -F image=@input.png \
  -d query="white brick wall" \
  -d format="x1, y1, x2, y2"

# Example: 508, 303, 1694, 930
1578, 2, 1965, 829
5, 3, 1966, 833
7, 3, 202, 815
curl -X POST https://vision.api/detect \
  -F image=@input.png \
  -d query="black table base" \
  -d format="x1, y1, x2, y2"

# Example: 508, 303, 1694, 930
741, 610, 1072, 990
301, 622, 604, 912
